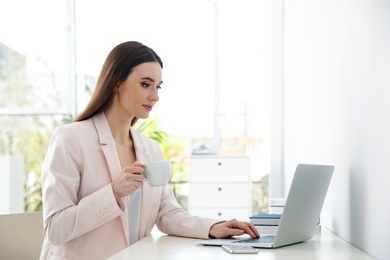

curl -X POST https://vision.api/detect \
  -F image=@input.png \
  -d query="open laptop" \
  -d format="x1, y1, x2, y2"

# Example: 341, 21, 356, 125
197, 163, 334, 248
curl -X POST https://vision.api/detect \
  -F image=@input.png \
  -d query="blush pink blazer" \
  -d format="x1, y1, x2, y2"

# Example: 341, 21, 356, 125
40, 112, 218, 260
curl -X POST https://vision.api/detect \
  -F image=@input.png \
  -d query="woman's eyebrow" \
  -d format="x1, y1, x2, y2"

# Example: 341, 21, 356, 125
141, 76, 163, 85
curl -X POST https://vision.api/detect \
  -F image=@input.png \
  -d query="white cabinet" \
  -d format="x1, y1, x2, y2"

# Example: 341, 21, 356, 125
188, 156, 251, 221
0, 156, 24, 214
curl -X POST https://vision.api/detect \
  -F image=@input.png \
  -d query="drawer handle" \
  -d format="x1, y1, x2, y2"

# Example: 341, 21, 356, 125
218, 212, 222, 216
218, 187, 222, 191
218, 162, 222, 166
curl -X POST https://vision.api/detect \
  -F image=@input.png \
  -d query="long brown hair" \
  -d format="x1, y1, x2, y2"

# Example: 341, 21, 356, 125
74, 41, 163, 125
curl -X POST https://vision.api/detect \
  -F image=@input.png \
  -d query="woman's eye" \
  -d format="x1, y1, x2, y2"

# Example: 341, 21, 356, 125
141, 82, 150, 88
156, 85, 162, 90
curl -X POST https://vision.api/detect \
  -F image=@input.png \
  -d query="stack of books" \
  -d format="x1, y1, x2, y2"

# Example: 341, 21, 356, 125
249, 213, 281, 234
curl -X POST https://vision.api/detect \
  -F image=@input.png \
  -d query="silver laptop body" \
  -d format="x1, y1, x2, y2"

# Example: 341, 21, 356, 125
197, 164, 334, 248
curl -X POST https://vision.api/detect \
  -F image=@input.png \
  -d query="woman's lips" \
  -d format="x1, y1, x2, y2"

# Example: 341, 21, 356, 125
143, 105, 152, 111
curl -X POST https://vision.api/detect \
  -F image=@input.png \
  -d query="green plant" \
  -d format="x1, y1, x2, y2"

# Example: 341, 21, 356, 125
136, 119, 187, 182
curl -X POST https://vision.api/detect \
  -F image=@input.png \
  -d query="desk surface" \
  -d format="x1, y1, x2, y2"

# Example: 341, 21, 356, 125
108, 228, 374, 260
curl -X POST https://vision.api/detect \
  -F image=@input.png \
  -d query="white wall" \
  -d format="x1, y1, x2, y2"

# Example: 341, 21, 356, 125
279, 1, 390, 259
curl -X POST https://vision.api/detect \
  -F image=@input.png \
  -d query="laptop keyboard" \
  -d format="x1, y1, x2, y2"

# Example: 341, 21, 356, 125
233, 235, 276, 244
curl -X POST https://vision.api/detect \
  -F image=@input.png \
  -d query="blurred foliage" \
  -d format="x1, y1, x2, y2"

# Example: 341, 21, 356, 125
135, 119, 188, 202
252, 174, 269, 214
136, 119, 167, 144
0, 115, 66, 212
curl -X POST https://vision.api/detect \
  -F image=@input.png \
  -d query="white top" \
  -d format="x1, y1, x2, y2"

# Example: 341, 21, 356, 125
127, 188, 141, 245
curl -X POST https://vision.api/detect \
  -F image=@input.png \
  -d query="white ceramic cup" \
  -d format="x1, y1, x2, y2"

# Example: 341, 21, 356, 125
143, 160, 172, 187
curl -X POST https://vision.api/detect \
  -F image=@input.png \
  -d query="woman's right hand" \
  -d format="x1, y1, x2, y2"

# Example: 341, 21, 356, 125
111, 161, 145, 200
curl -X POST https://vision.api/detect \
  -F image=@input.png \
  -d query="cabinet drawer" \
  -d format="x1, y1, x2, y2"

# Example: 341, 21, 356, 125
189, 183, 251, 208
189, 157, 250, 182
188, 208, 251, 221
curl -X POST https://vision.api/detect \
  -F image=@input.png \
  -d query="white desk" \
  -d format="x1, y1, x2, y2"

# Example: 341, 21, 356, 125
108, 228, 374, 260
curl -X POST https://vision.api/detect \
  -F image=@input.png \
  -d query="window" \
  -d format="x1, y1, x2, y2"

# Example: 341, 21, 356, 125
1, 0, 271, 214
0, 0, 68, 213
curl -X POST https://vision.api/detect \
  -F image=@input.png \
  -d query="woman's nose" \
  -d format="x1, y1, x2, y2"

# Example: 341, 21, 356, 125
149, 89, 159, 102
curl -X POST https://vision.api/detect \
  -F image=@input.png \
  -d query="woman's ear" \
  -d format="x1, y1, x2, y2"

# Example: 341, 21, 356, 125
114, 79, 123, 91
114, 85, 119, 93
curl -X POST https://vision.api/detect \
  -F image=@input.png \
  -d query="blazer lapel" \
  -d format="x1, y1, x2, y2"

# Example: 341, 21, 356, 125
92, 113, 121, 182
92, 113, 129, 243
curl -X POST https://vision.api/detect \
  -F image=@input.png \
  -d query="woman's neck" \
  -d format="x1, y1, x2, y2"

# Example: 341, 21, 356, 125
104, 107, 134, 145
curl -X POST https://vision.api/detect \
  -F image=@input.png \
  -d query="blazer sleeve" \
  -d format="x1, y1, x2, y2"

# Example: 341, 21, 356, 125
156, 185, 221, 239
41, 125, 123, 245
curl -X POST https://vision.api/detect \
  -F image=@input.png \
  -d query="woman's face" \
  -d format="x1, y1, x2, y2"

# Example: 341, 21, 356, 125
115, 61, 163, 120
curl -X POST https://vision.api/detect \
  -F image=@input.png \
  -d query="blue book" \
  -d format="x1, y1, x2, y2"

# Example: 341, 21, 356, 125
249, 214, 282, 225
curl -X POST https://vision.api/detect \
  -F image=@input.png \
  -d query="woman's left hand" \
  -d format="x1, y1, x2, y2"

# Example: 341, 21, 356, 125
208, 219, 260, 239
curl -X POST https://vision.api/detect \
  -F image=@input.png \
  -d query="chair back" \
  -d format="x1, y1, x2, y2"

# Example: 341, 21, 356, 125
0, 212, 44, 260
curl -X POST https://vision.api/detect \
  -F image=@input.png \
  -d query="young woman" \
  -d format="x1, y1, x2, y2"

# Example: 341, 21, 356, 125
40, 41, 259, 259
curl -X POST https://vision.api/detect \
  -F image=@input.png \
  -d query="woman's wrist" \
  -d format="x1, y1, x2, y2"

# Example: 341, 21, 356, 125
111, 183, 121, 201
